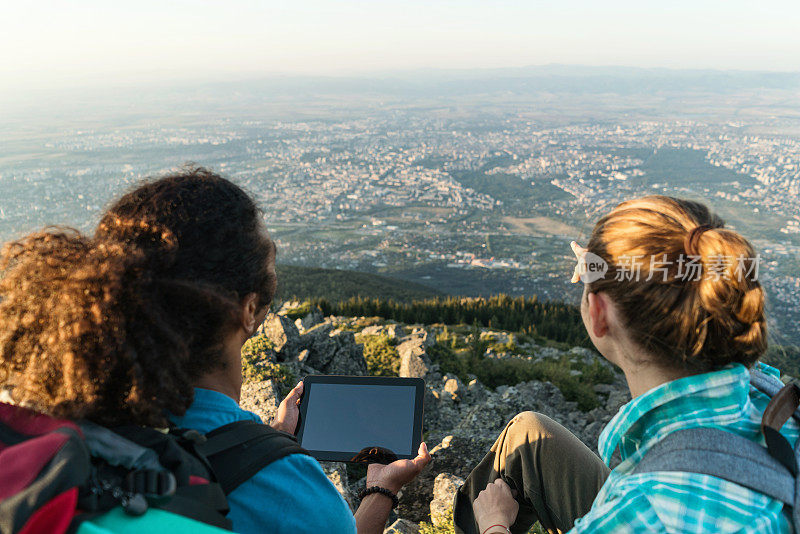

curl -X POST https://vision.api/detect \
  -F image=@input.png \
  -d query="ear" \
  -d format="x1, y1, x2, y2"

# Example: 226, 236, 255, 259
241, 293, 260, 334
587, 291, 610, 338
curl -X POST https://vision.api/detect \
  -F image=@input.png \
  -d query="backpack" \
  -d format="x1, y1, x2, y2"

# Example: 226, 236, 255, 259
0, 402, 308, 534
634, 368, 800, 530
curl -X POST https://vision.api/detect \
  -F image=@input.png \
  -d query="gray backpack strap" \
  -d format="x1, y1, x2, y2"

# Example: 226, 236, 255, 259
751, 368, 787, 399
633, 427, 795, 506
633, 368, 800, 530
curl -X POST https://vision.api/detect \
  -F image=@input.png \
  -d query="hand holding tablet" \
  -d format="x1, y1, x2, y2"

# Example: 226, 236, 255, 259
295, 375, 425, 464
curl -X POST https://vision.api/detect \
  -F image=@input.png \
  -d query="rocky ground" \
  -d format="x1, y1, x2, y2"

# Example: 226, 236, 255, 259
239, 303, 630, 533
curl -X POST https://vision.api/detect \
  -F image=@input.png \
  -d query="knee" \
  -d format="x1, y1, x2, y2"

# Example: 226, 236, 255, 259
508, 411, 558, 440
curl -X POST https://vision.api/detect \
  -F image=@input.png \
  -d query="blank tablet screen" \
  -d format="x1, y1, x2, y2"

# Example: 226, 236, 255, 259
301, 382, 417, 456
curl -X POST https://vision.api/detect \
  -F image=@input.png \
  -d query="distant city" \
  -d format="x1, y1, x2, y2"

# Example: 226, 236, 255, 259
2, 67, 799, 343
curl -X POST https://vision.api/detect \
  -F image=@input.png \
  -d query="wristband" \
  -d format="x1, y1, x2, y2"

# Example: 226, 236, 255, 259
481, 525, 511, 534
357, 486, 399, 509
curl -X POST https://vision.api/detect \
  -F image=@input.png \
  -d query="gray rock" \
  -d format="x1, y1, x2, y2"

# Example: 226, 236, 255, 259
384, 518, 420, 534
297, 307, 324, 331
325, 339, 368, 375
297, 349, 310, 363
399, 338, 431, 378
361, 325, 384, 336
398, 434, 493, 523
299, 323, 337, 369
321, 462, 356, 512
297, 325, 368, 376
411, 327, 436, 348
605, 390, 631, 413
238, 379, 281, 425
443, 377, 461, 398
257, 314, 301, 361
593, 383, 617, 395
385, 324, 404, 340
431, 473, 464, 526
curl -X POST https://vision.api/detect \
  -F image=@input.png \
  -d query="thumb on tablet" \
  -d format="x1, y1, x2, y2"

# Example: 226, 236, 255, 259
413, 442, 431, 469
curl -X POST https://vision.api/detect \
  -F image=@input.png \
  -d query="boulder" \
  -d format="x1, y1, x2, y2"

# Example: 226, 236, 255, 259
298, 325, 368, 376
296, 307, 324, 332
325, 339, 368, 375
238, 379, 281, 425
398, 435, 492, 523
411, 327, 436, 348
398, 338, 431, 378
385, 324, 404, 340
431, 473, 464, 526
257, 314, 301, 361
321, 462, 356, 512
360, 325, 385, 336
442, 377, 463, 400
299, 323, 337, 369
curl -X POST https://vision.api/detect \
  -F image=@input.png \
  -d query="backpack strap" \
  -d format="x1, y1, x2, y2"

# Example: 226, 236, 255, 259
750, 368, 786, 398
633, 427, 795, 505
196, 420, 310, 495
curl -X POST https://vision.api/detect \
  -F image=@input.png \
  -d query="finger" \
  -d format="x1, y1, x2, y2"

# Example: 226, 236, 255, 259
413, 442, 431, 469
285, 381, 303, 401
493, 478, 513, 496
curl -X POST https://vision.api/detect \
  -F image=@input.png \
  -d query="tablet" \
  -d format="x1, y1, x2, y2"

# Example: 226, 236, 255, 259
296, 375, 425, 463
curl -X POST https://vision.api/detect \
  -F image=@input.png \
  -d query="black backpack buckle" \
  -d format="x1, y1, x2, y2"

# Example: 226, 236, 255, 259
123, 469, 178, 505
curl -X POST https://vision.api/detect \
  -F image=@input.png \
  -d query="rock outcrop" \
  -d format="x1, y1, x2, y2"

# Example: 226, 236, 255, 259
239, 306, 630, 532
398, 337, 431, 379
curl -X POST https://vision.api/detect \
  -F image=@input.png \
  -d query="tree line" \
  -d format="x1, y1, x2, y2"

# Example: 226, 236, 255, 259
312, 294, 592, 348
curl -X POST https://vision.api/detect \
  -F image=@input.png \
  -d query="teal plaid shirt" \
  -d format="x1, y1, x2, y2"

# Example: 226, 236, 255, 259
570, 362, 799, 533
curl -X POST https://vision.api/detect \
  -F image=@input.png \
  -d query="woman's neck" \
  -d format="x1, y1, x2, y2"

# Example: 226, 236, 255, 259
195, 334, 245, 403
622, 359, 692, 398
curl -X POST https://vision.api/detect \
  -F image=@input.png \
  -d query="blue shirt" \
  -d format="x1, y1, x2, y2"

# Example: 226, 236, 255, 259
570, 362, 799, 533
170, 388, 356, 534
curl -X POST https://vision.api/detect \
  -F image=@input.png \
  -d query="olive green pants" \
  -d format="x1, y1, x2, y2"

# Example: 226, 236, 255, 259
453, 412, 610, 534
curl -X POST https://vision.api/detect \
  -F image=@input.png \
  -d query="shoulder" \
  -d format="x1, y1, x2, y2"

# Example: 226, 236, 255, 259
225, 453, 355, 534
582, 472, 786, 533
170, 388, 261, 433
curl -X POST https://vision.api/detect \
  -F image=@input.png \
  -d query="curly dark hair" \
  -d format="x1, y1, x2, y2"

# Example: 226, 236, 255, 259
0, 167, 276, 427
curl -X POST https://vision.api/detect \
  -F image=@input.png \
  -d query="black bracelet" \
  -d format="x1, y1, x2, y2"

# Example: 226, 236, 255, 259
358, 486, 399, 509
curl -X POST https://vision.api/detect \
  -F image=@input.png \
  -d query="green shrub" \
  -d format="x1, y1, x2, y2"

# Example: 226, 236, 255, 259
282, 301, 313, 320
581, 358, 616, 385
242, 334, 274, 360
428, 344, 614, 411
419, 509, 454, 534
488, 339, 521, 355
356, 334, 401, 376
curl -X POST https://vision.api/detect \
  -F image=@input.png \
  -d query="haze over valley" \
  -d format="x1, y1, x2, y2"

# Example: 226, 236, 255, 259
2, 66, 800, 343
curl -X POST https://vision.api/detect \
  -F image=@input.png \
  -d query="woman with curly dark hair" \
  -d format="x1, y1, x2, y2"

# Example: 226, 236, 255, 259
0, 167, 428, 534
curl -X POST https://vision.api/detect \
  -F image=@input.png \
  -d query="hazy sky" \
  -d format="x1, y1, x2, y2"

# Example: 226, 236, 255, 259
2, 0, 799, 89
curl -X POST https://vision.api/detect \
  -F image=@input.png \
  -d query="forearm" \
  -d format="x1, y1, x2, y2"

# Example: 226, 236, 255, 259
354, 493, 394, 534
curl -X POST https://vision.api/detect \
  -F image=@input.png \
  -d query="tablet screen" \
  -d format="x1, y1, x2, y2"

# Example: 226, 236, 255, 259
301, 382, 418, 457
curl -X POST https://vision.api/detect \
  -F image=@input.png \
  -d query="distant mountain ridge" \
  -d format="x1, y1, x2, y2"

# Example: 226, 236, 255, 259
274, 264, 441, 303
